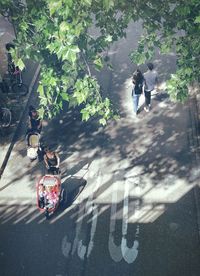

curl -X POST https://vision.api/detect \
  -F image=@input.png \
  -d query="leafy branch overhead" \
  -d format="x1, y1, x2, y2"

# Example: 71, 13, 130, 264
1, 0, 126, 123
1, 0, 199, 123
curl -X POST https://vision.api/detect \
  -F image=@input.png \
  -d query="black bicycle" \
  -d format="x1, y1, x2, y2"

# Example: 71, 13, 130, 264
11, 66, 28, 96
0, 107, 12, 128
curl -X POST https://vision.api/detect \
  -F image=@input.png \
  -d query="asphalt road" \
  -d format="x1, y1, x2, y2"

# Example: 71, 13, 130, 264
0, 22, 200, 276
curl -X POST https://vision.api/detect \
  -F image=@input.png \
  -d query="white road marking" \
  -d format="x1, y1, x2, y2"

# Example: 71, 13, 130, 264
72, 202, 85, 256
61, 235, 72, 258
121, 179, 139, 264
108, 179, 123, 262
62, 167, 140, 264
78, 170, 101, 259
109, 175, 140, 264
87, 204, 98, 257
61, 202, 85, 258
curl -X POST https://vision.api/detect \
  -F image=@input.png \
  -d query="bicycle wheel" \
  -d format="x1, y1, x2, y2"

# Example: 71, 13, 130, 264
12, 83, 28, 96
0, 108, 12, 128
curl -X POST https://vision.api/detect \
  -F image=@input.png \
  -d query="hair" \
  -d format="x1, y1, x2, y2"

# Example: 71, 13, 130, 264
45, 147, 55, 154
147, 63, 154, 70
44, 146, 50, 152
5, 43, 15, 51
132, 69, 143, 84
29, 105, 35, 111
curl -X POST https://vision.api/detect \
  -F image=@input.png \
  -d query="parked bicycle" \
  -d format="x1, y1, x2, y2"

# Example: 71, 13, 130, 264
0, 107, 12, 128
5, 43, 28, 96
10, 66, 28, 96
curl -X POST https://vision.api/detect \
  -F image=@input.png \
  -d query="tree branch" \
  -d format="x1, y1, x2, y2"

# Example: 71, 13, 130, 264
81, 52, 91, 76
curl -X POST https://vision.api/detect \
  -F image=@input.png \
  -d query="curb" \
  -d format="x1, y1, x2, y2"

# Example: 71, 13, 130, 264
189, 94, 200, 239
0, 64, 41, 180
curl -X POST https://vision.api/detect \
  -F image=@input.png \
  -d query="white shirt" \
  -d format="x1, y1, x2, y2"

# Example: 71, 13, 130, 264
144, 70, 158, 91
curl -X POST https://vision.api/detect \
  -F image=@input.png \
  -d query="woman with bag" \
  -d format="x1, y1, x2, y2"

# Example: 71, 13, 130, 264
131, 69, 144, 115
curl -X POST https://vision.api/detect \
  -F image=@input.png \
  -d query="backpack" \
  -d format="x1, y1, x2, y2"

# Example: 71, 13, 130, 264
134, 82, 143, 95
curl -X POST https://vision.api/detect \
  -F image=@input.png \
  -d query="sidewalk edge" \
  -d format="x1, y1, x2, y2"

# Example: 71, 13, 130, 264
0, 64, 41, 180
190, 94, 200, 239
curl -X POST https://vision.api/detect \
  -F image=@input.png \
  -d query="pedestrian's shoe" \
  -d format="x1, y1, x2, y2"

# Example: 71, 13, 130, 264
144, 106, 149, 112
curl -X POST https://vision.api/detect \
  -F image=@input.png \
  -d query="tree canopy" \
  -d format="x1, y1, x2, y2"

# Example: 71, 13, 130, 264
1, 0, 200, 123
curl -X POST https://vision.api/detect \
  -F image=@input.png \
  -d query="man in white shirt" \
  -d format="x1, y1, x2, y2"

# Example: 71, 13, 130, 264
143, 63, 158, 112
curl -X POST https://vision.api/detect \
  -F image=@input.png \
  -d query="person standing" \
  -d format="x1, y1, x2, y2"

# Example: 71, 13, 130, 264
143, 63, 158, 112
132, 69, 144, 115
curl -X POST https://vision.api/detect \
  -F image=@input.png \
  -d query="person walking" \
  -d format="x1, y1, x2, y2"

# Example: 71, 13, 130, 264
28, 107, 42, 133
132, 69, 144, 115
44, 148, 60, 175
143, 63, 158, 112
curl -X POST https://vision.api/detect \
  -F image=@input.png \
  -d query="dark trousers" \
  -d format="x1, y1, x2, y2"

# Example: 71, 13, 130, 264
144, 90, 152, 106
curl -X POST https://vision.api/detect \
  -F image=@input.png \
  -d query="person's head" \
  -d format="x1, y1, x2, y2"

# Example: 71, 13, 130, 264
147, 63, 154, 71
31, 110, 38, 118
45, 147, 50, 153
132, 69, 143, 84
45, 148, 54, 157
29, 105, 35, 112
5, 43, 15, 51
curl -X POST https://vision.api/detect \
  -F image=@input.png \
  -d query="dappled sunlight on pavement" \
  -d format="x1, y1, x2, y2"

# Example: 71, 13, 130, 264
0, 80, 199, 226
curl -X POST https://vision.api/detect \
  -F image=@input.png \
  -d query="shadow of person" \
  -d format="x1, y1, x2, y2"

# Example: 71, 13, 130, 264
61, 176, 87, 208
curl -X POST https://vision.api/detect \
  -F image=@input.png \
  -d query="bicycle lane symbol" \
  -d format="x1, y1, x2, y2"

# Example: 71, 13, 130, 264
62, 171, 140, 264
108, 177, 140, 264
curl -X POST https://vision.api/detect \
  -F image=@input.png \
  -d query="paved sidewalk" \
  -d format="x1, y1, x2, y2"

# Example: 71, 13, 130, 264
0, 61, 40, 179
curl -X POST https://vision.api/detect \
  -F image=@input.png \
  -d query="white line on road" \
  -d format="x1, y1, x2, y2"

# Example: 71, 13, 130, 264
108, 174, 140, 264
108, 179, 123, 262
121, 179, 139, 264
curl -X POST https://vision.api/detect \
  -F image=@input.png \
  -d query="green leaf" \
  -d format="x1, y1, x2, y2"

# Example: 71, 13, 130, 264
70, 45, 80, 53
61, 92, 69, 101
58, 100, 63, 109
59, 21, 70, 32
38, 84, 44, 96
99, 118, 107, 125
16, 58, 25, 70
103, 0, 114, 10
38, 107, 45, 119
81, 109, 90, 121
82, 0, 92, 6
48, 1, 62, 16
160, 43, 171, 54
130, 51, 146, 65
93, 56, 103, 70
184, 67, 193, 76
62, 46, 80, 63
105, 35, 112, 42
40, 97, 48, 106
194, 16, 200, 23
